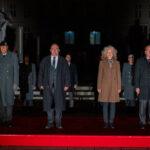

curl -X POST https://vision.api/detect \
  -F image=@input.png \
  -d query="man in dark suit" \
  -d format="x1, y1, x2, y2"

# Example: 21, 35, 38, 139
135, 44, 150, 129
38, 43, 70, 129
0, 41, 19, 127
65, 54, 78, 108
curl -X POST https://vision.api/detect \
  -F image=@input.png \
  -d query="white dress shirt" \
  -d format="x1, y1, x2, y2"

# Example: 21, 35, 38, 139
68, 62, 71, 66
2, 53, 7, 56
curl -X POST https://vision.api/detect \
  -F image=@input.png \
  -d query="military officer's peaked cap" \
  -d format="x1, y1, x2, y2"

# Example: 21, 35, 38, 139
128, 54, 134, 58
0, 41, 8, 46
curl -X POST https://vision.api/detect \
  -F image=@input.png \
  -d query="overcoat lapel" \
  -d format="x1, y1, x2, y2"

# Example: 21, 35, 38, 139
56, 56, 61, 79
46, 56, 51, 76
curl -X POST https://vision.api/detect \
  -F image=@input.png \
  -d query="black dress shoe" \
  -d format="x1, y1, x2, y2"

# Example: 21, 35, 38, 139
104, 123, 108, 128
56, 123, 63, 129
5, 121, 14, 127
0, 121, 5, 126
110, 123, 115, 129
140, 124, 145, 129
45, 123, 54, 129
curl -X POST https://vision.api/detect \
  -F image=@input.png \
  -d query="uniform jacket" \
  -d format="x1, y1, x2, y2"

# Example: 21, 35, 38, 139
122, 63, 135, 100
26, 63, 36, 100
68, 63, 78, 92
0, 51, 19, 106
19, 63, 32, 100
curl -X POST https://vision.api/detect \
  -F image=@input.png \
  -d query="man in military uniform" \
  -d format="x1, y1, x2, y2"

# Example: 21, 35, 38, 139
19, 55, 36, 108
122, 54, 136, 108
65, 54, 78, 108
0, 41, 19, 127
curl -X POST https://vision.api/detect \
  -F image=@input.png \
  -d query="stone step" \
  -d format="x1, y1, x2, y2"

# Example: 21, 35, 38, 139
15, 86, 126, 101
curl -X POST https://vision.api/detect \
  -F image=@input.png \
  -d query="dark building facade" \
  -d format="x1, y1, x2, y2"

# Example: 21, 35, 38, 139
1, 0, 150, 83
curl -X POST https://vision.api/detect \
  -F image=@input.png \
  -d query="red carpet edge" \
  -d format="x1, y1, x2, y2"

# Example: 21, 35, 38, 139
0, 134, 150, 147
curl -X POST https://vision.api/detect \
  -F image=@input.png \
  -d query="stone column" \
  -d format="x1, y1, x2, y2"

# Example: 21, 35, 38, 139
0, 0, 5, 12
37, 36, 40, 67
18, 26, 24, 63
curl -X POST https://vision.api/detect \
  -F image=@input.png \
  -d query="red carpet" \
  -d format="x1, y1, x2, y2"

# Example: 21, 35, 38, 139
0, 134, 150, 147
0, 116, 150, 135
0, 116, 150, 147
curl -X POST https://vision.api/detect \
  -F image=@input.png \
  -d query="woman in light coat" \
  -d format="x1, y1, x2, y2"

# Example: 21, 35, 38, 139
97, 45, 121, 128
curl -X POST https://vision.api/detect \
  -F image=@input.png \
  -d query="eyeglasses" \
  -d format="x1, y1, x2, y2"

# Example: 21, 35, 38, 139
50, 48, 60, 51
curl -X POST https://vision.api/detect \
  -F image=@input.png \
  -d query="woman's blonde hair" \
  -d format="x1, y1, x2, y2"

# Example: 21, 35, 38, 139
101, 45, 118, 60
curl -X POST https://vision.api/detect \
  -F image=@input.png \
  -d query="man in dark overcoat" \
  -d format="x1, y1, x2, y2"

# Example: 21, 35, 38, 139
65, 54, 78, 108
38, 43, 70, 129
135, 44, 150, 129
0, 41, 19, 127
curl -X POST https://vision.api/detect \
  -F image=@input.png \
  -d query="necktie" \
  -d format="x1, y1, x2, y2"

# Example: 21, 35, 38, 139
148, 59, 150, 63
52, 57, 56, 69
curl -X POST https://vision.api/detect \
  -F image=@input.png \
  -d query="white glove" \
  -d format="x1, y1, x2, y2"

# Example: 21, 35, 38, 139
13, 84, 18, 92
32, 86, 36, 90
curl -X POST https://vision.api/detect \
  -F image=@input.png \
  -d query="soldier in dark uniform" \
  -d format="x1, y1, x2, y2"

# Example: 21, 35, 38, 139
65, 54, 78, 108
0, 41, 19, 127
122, 54, 136, 108
19, 55, 36, 108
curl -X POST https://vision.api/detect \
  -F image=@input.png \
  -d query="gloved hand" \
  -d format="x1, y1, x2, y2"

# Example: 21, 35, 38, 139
32, 86, 36, 90
13, 84, 18, 92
